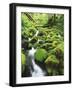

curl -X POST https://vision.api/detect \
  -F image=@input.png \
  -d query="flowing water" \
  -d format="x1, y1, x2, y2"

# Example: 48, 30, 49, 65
26, 30, 45, 77
28, 47, 45, 77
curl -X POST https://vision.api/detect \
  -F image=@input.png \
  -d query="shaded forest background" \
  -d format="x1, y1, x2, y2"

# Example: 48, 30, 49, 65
21, 12, 64, 76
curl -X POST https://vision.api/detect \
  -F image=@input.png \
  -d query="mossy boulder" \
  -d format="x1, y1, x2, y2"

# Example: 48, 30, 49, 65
45, 54, 60, 75
21, 52, 26, 73
54, 42, 64, 59
35, 49, 48, 62
21, 53, 26, 65
47, 67, 59, 76
45, 55, 59, 65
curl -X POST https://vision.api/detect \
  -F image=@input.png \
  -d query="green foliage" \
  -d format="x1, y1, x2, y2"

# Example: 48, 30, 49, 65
35, 49, 48, 62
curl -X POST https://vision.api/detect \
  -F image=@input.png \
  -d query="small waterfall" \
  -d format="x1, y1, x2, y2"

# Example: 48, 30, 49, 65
28, 47, 45, 77
27, 30, 45, 77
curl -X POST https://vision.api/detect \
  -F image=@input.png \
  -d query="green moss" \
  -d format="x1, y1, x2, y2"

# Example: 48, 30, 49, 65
45, 55, 59, 65
47, 68, 59, 76
35, 49, 48, 62
54, 42, 64, 59
33, 43, 41, 48
21, 53, 26, 65
52, 41, 58, 48
45, 54, 60, 75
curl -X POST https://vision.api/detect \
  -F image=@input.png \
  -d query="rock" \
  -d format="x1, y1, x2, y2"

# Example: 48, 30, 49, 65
35, 49, 48, 62
21, 53, 26, 75
45, 55, 59, 65
21, 53, 26, 65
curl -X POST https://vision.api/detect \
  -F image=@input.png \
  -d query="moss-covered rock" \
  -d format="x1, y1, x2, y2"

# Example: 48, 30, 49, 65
21, 52, 26, 73
46, 67, 58, 76
21, 53, 26, 65
54, 42, 64, 59
45, 55, 59, 65
45, 54, 60, 75
35, 49, 48, 62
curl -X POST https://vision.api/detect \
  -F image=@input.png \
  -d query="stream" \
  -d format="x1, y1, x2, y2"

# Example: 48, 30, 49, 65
23, 30, 46, 77
28, 47, 45, 77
